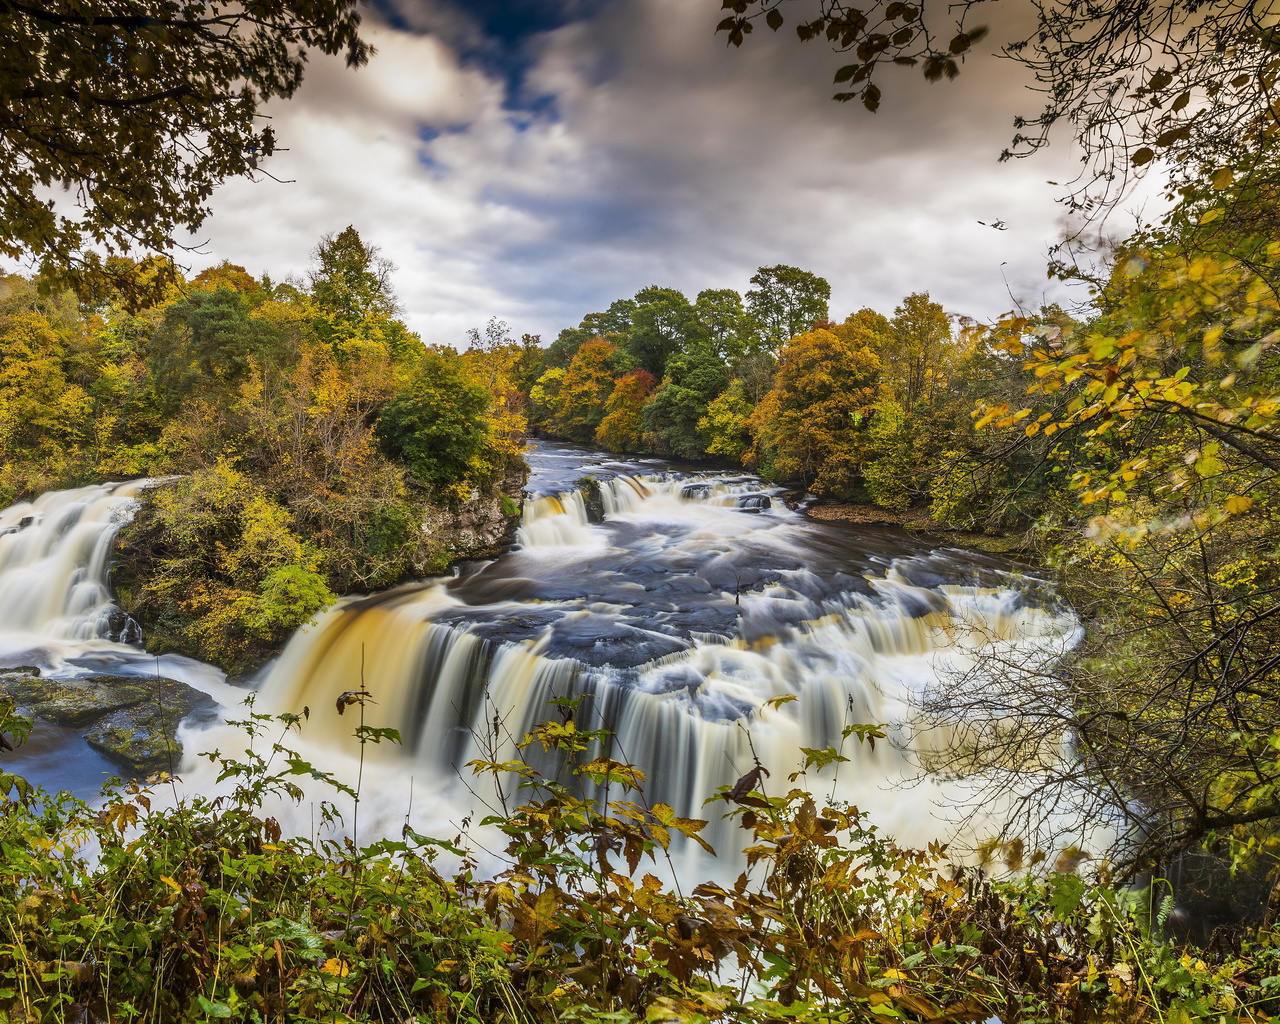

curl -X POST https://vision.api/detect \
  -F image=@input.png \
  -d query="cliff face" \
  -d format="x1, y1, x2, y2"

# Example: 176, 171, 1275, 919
427, 463, 525, 559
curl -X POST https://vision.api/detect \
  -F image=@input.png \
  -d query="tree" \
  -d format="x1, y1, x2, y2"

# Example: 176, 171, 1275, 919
745, 265, 831, 351
886, 292, 953, 410
698, 378, 755, 461
308, 226, 411, 355
716, 0, 1280, 222
749, 318, 881, 496
692, 288, 761, 363
627, 287, 696, 377
1, 2, 369, 302
549, 337, 618, 442
595, 370, 656, 452
375, 351, 492, 491
148, 286, 276, 414
642, 349, 730, 458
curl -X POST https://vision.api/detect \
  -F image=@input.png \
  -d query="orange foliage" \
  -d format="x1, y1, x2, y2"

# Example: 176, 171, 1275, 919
595, 370, 656, 452
550, 336, 617, 443
749, 321, 881, 496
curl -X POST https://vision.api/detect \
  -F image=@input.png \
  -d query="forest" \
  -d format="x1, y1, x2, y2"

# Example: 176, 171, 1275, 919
4, 0, 1280, 1020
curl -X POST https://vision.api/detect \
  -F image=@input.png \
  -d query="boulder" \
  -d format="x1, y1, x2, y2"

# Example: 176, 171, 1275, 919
0, 672, 216, 777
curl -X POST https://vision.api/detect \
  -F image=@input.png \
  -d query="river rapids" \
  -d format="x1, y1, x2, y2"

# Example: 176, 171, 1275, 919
0, 442, 1106, 875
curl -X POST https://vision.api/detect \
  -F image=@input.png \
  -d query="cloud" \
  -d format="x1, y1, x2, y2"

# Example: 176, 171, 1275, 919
186, 0, 1094, 346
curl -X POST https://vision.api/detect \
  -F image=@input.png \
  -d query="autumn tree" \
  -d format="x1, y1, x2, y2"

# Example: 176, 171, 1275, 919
749, 318, 881, 496
1, 1, 369, 303
595, 370, 656, 452
549, 337, 618, 442
698, 378, 755, 461
883, 293, 953, 410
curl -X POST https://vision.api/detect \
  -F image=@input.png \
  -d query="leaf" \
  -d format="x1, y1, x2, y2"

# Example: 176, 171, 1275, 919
1198, 208, 1224, 225
766, 8, 783, 31
726, 763, 770, 802
948, 33, 970, 54
1212, 167, 1235, 190
1225, 495, 1253, 514
862, 84, 882, 112
1132, 147, 1155, 166
196, 996, 234, 1018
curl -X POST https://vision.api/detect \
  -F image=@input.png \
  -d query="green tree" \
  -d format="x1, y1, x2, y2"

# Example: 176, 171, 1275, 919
308, 226, 412, 355
642, 349, 730, 459
147, 286, 277, 413
745, 265, 831, 351
692, 287, 760, 363
627, 287, 695, 377
1, 2, 369, 303
375, 351, 492, 491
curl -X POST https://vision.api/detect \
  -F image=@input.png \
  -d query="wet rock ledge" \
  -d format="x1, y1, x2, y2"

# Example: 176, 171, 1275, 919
0, 670, 216, 777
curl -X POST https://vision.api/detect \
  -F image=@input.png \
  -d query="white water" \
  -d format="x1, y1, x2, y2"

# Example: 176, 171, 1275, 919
0, 481, 234, 694
230, 458, 1099, 874
1, 451, 1107, 876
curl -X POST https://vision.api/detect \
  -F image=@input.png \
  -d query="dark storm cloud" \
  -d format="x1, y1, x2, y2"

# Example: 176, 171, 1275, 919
188, 0, 1094, 345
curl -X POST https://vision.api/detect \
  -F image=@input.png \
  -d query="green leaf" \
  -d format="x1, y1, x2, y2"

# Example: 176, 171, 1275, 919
196, 996, 234, 1018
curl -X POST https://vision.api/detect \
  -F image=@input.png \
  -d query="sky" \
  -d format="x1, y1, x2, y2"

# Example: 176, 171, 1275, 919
179, 0, 1125, 347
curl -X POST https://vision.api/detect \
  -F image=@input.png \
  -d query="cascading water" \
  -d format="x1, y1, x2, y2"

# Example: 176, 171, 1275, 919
0, 481, 231, 709
242, 442, 1099, 872
0, 446, 1104, 873
0, 482, 146, 650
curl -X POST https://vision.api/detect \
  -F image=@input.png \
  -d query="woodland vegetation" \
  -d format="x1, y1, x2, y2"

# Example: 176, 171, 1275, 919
0, 226, 527, 673
4, 0, 1280, 1019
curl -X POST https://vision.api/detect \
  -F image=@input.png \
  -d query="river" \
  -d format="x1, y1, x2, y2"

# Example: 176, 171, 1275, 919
0, 441, 1097, 874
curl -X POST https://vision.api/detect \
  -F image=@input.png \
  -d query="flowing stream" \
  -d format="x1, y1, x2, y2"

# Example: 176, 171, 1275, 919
0, 444, 1100, 873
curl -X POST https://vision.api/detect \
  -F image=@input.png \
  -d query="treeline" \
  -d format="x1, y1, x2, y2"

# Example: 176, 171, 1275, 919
0, 228, 525, 671
521, 267, 981, 511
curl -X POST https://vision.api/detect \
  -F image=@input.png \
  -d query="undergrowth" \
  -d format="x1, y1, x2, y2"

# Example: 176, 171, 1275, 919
0, 693, 1278, 1023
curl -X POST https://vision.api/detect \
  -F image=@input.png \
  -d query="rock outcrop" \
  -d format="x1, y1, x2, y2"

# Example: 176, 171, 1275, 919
0, 670, 216, 777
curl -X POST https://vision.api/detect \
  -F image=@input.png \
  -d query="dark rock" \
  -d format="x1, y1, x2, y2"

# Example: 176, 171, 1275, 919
83, 676, 217, 777
0, 674, 150, 727
0, 673, 216, 777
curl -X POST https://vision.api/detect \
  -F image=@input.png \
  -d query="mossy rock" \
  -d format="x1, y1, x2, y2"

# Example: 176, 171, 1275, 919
0, 672, 217, 777
0, 673, 151, 727
81, 677, 217, 777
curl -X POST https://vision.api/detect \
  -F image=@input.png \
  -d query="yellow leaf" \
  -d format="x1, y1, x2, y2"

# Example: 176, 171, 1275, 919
321, 958, 350, 977
1211, 167, 1234, 190
159, 875, 182, 893
1225, 495, 1253, 514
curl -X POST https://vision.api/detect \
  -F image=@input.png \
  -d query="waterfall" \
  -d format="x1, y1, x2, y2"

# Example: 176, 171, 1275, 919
249, 456, 1095, 872
0, 482, 146, 650
0, 479, 227, 689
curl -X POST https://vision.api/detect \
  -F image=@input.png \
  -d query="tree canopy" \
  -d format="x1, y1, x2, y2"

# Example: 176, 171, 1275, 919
0, 1, 370, 302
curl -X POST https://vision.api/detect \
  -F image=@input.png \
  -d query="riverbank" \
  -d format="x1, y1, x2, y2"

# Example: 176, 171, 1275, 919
799, 497, 1039, 559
